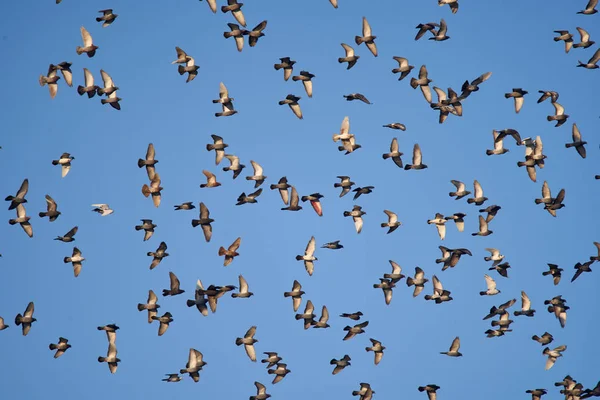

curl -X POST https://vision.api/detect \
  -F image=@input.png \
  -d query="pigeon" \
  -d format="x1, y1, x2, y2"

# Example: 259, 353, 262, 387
301, 193, 324, 216
571, 261, 593, 282
292, 71, 315, 98
544, 188, 566, 216
91, 204, 113, 216
547, 102, 570, 127
353, 186, 374, 200
172, 47, 191, 64
322, 241, 343, 250
221, 0, 246, 26
296, 236, 317, 276
174, 202, 195, 211
365, 339, 385, 365
439, 0, 459, 13
162, 374, 182, 383
236, 188, 263, 205
55, 226, 78, 243
63, 247, 85, 277
249, 381, 270, 400
543, 345, 567, 370
206, 134, 228, 165
472, 215, 493, 236
373, 278, 396, 305
504, 88, 528, 113
440, 337, 462, 357
138, 143, 158, 180
460, 71, 492, 99
330, 355, 351, 375
76, 26, 98, 57
487, 130, 510, 156
312, 305, 330, 328
381, 210, 401, 234
163, 272, 185, 297
151, 312, 173, 336
245, 20, 268, 47
483, 298, 517, 320
54, 62, 72, 86
418, 384, 441, 400
295, 300, 316, 329
201, 0, 217, 13
98, 69, 119, 96
343, 93, 371, 104
274, 57, 296, 81
334, 176, 355, 197
267, 363, 291, 384
406, 267, 429, 297
330, 0, 338, 8
340, 312, 363, 321
97, 324, 119, 344
480, 274, 500, 296
382, 138, 404, 168
429, 18, 450, 41
404, 143, 428, 170
14, 302, 36, 336
38, 194, 61, 222
343, 205, 366, 234
281, 186, 302, 211
449, 180, 471, 200
467, 180, 488, 205
489, 262, 511, 278
494, 129, 522, 146
141, 173, 163, 208
0, 317, 10, 330
427, 213, 447, 240
391, 57, 414, 80
214, 83, 237, 117
532, 332, 554, 346
137, 290, 161, 323
98, 342, 120, 374
424, 275, 453, 304
355, 17, 377, 56
261, 352, 282, 369
383, 122, 407, 130
590, 242, 600, 262
343, 321, 369, 341
338, 43, 360, 69
565, 123, 587, 158
514, 291, 536, 316
96, 9, 118, 27
191, 203, 214, 242
525, 389, 547, 400
148, 241, 169, 270
278, 94, 303, 119
353, 383, 375, 400
224, 23, 246, 52
178, 55, 199, 83
484, 248, 504, 266
186, 280, 209, 317
578, 0, 598, 14
283, 280, 305, 312
235, 326, 258, 362
491, 312, 513, 330
415, 22, 440, 41
39, 65, 60, 99
574, 27, 595, 48
6, 178, 29, 210
9, 204, 33, 238
270, 177, 291, 205
135, 219, 157, 241
218, 237, 241, 266
410, 65, 433, 103
200, 170, 222, 189
52, 153, 75, 177
444, 213, 466, 232
543, 263, 563, 285
436, 246, 472, 271
223, 154, 246, 179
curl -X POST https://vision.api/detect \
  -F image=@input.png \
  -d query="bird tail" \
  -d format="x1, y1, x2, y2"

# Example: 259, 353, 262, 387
514, 311, 523, 316
218, 246, 227, 256
424, 295, 432, 300
141, 184, 151, 197
77, 85, 89, 96
134, 225, 143, 231
504, 93, 511, 98
206, 144, 215, 151
295, 255, 304, 261
466, 198, 475, 204
191, 219, 201, 227
137, 304, 146, 311
380, 223, 389, 228
534, 199, 543, 204
355, 36, 364, 45
406, 277, 414, 286
337, 57, 345, 64
404, 164, 412, 170
178, 65, 185, 75
137, 159, 146, 168
76, 47, 84, 55
410, 78, 418, 89
291, 76, 301, 81
98, 356, 105, 362
479, 291, 487, 296
485, 150, 494, 156
294, 314, 303, 320
8, 219, 17, 225
546, 116, 554, 121
64, 257, 71, 263
283, 292, 291, 298
343, 211, 351, 217
49, 344, 57, 350
565, 143, 574, 148
39, 212, 47, 218
186, 299, 197, 308
235, 338, 243, 346
382, 154, 390, 159
162, 290, 170, 296
39, 75, 47, 86
223, 32, 233, 38
15, 314, 22, 325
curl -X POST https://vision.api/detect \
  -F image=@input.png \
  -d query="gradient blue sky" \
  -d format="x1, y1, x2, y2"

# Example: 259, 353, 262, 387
0, 0, 598, 399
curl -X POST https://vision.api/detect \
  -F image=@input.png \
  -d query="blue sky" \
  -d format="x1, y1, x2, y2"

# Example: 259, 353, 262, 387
0, 0, 598, 398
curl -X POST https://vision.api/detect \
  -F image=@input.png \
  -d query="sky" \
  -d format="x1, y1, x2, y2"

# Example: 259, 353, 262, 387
0, 0, 599, 399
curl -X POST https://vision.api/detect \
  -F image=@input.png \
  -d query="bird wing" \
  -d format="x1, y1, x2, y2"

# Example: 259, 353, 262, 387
100, 70, 113, 88
341, 43, 355, 57
305, 236, 316, 257
80, 26, 93, 46
148, 290, 158, 305
384, 210, 397, 224
219, 82, 229, 99
450, 180, 465, 191
340, 116, 350, 135
449, 336, 460, 352
432, 275, 443, 294
473, 180, 483, 198
572, 123, 581, 142
199, 202, 210, 219
553, 102, 565, 116
484, 274, 496, 290
289, 186, 299, 207
576, 27, 590, 42
24, 302, 35, 318
229, 237, 242, 252
413, 143, 422, 165
250, 160, 263, 176
17, 179, 29, 199
146, 143, 155, 161
45, 194, 57, 212
521, 291, 531, 310
83, 68, 94, 86
362, 16, 372, 37
239, 275, 249, 293
169, 272, 180, 291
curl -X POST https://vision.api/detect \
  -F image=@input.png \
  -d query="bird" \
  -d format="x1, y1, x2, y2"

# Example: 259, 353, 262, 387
151, 312, 174, 336
544, 188, 566, 217
39, 65, 60, 99
249, 382, 270, 400
5, 178, 28, 210
365, 339, 385, 365
444, 213, 466, 232
340, 312, 363, 321
353, 383, 375, 400
14, 302, 36, 336
283, 280, 305, 312
206, 134, 228, 165
338, 43, 360, 69
270, 177, 291, 205
274, 57, 296, 81
460, 71, 492, 99
483, 298, 517, 320
245, 20, 267, 47
382, 138, 404, 168
96, 9, 118, 27
383, 122, 407, 130
296, 236, 317, 276
49, 337, 71, 359
332, 116, 354, 143
300, 193, 324, 217
554, 30, 574, 53
186, 280, 209, 317
343, 93, 371, 104
91, 203, 113, 216
427, 213, 448, 240
54, 226, 78, 243
138, 143, 158, 180
54, 61, 72, 86
312, 305, 330, 329
232, 275, 253, 298
222, 154, 246, 179
0, 317, 8, 331
9, 204, 33, 238
214, 83, 237, 117
406, 267, 429, 297
565, 123, 587, 158
472, 215, 493, 236
236, 188, 263, 206
574, 27, 595, 48
148, 241, 169, 270
235, 326, 258, 362
381, 210, 401, 234
484, 248, 504, 266
292, 71, 315, 98
261, 352, 282, 369
543, 345, 567, 370
480, 274, 500, 296
353, 186, 374, 200
494, 128, 522, 146
504, 88, 528, 113
590, 242, 600, 262
223, 23, 246, 52
532, 332, 554, 346
76, 26, 98, 57
135, 219, 157, 241
487, 130, 510, 156
172, 46, 192, 64
404, 143, 428, 170
449, 180, 471, 200
218, 237, 242, 266
97, 69, 119, 96
281, 186, 302, 211
424, 275, 453, 304
245, 160, 267, 188
38, 194, 61, 222
415, 22, 440, 41
137, 290, 161, 323
373, 278, 396, 305
174, 202, 195, 211
543, 263, 563, 285
467, 180, 488, 205
334, 176, 355, 197
162, 374, 182, 383
526, 389, 547, 400
63, 247, 85, 277
141, 173, 163, 207
489, 262, 511, 278
278, 94, 303, 119
537, 90, 560, 103
295, 300, 316, 329
191, 202, 214, 242
51, 153, 75, 177
322, 241, 343, 250
578, 0, 598, 14
267, 363, 291, 385
410, 65, 433, 103
418, 384, 440, 400
391, 57, 414, 80
163, 272, 185, 297
221, 0, 246, 26
343, 321, 369, 341
330, 355, 351, 374
572, 261, 593, 282
355, 17, 377, 56
440, 337, 462, 357
178, 55, 199, 83
514, 291, 536, 316
429, 18, 450, 41
547, 102, 570, 127
439, 0, 459, 13
343, 205, 366, 234
98, 342, 120, 374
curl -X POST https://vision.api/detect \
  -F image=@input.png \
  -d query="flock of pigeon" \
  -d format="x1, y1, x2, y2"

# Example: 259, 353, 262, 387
2, 0, 600, 399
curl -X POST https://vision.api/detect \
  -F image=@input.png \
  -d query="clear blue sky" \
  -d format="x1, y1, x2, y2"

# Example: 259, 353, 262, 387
0, 0, 598, 398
